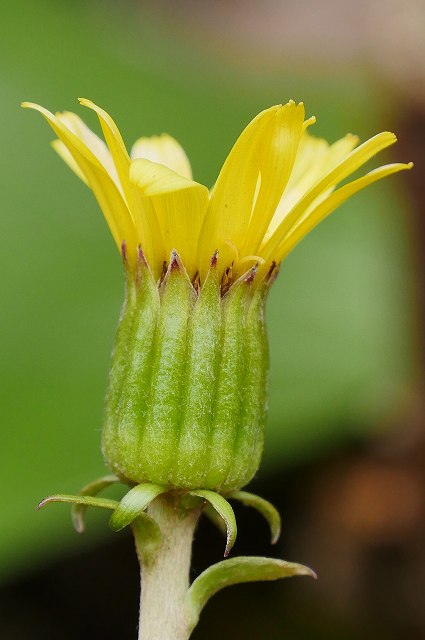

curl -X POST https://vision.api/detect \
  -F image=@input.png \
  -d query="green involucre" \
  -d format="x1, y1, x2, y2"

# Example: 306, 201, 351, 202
102, 255, 269, 493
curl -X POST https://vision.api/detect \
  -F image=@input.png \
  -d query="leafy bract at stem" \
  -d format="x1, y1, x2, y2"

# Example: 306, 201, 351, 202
37, 493, 119, 512
185, 556, 317, 632
189, 489, 237, 556
71, 474, 120, 533
228, 490, 281, 544
109, 483, 167, 531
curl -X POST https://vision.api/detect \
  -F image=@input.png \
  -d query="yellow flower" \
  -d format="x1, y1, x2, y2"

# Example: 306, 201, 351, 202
24, 98, 413, 495
22, 99, 412, 288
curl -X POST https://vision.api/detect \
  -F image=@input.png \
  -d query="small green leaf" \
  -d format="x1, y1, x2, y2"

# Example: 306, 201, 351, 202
190, 490, 236, 556
203, 504, 228, 537
185, 556, 316, 631
37, 494, 118, 512
228, 490, 281, 544
71, 474, 120, 533
132, 513, 162, 567
109, 483, 166, 531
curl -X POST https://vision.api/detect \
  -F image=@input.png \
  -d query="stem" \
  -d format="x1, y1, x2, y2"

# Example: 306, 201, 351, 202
135, 495, 200, 640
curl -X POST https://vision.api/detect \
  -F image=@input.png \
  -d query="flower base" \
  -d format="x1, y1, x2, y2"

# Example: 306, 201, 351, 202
38, 476, 315, 639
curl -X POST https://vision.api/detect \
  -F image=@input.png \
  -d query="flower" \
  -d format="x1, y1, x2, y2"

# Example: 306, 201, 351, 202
22, 99, 411, 288
23, 99, 412, 492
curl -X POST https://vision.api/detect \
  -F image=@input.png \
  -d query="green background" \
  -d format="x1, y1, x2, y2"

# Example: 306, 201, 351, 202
0, 0, 415, 580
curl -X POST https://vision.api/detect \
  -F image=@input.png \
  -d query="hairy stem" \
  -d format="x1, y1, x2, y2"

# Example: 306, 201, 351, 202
135, 495, 200, 640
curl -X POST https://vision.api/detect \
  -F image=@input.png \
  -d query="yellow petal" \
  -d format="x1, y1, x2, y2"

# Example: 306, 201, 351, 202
78, 98, 131, 200
131, 134, 193, 179
265, 133, 360, 241
55, 110, 119, 186
77, 99, 169, 274
130, 158, 209, 278
260, 131, 398, 262
51, 139, 88, 185
131, 195, 167, 280
197, 105, 276, 281
269, 161, 413, 266
22, 102, 136, 262
240, 101, 306, 260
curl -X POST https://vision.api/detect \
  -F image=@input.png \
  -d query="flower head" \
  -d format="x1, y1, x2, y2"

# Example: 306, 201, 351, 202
23, 98, 412, 492
22, 98, 411, 291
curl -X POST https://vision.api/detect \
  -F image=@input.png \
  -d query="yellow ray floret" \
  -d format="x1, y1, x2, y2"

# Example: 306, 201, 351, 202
22, 99, 412, 288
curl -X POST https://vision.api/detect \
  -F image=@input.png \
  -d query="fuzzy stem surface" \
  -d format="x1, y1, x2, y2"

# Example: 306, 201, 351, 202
136, 495, 200, 640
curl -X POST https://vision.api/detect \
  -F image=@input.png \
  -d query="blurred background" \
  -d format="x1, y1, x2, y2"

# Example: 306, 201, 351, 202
1, 0, 424, 638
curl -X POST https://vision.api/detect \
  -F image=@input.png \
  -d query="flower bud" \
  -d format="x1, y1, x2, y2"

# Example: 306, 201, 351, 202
102, 251, 270, 493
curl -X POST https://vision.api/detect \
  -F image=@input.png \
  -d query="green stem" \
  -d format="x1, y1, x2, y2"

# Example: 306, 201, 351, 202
135, 495, 200, 640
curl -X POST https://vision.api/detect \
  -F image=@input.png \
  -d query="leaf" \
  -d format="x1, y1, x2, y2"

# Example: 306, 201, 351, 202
37, 494, 118, 512
189, 490, 236, 556
185, 556, 316, 631
228, 490, 281, 544
109, 483, 166, 531
71, 474, 120, 533
132, 512, 162, 567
